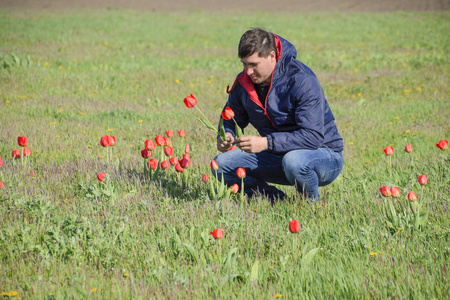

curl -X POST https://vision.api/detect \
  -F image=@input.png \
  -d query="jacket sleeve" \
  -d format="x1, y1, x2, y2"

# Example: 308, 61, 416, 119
266, 75, 325, 154
218, 86, 250, 140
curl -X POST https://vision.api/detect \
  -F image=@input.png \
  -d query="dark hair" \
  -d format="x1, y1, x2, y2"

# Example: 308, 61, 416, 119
238, 27, 277, 59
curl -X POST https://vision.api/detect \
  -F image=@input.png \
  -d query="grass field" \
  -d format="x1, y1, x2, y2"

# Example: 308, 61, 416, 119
0, 8, 449, 299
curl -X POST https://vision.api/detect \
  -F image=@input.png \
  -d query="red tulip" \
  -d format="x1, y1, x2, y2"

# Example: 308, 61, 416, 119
228, 145, 237, 151
155, 135, 164, 146
183, 93, 197, 108
107, 136, 116, 146
12, 149, 21, 159
221, 107, 235, 121
180, 158, 190, 169
178, 130, 186, 137
0, 181, 4, 189
436, 140, 448, 150
418, 175, 428, 185
289, 219, 300, 233
144, 139, 155, 150
404, 144, 413, 153
164, 146, 174, 156
161, 160, 169, 170
18, 136, 28, 147
390, 186, 400, 198
169, 157, 178, 166
383, 146, 394, 155
97, 172, 106, 182
236, 167, 246, 179
141, 149, 152, 159
22, 147, 31, 157
230, 183, 239, 194
210, 160, 219, 170
210, 228, 224, 239
166, 130, 174, 137
0, 156, 3, 167
148, 158, 158, 170
182, 153, 190, 162
407, 191, 417, 202
380, 186, 391, 197
202, 174, 210, 183
175, 163, 184, 173
163, 137, 170, 146
185, 144, 190, 153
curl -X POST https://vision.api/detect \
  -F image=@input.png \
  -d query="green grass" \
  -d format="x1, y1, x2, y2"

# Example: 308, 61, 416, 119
0, 8, 449, 299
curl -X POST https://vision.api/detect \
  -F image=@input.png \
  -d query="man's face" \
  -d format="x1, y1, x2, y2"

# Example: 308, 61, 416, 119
241, 51, 277, 85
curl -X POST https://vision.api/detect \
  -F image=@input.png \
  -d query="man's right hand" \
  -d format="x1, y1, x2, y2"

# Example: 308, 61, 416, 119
217, 132, 235, 152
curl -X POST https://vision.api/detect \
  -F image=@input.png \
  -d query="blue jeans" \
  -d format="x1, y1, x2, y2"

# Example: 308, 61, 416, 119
212, 147, 344, 201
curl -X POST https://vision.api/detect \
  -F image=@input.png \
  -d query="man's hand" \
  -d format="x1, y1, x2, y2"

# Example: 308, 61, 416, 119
217, 132, 235, 152
235, 135, 268, 153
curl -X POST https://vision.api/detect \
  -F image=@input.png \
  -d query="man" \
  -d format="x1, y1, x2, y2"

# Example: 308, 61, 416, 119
213, 28, 344, 202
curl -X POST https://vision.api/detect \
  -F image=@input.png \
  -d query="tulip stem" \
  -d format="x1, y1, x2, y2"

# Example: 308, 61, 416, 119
240, 178, 244, 204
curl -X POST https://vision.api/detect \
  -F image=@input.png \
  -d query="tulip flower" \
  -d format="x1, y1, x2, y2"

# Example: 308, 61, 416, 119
164, 146, 174, 157
230, 183, 239, 194
202, 174, 210, 183
148, 158, 158, 170
289, 219, 300, 233
182, 153, 190, 162
404, 144, 413, 153
155, 135, 164, 146
210, 228, 224, 239
183, 93, 197, 108
380, 186, 391, 197
185, 144, 190, 153
100, 136, 109, 147
166, 130, 174, 137
169, 157, 178, 166
228, 145, 237, 151
141, 149, 151, 159
161, 160, 169, 170
12, 150, 21, 159
144, 139, 155, 150
221, 107, 235, 121
163, 137, 170, 146
0, 156, 3, 167
236, 168, 246, 179
436, 139, 448, 150
418, 175, 428, 185
210, 160, 219, 170
383, 146, 394, 155
107, 136, 116, 146
22, 147, 31, 157
18, 136, 27, 147
0, 181, 4, 189
180, 158, 190, 169
97, 172, 106, 182
407, 191, 417, 202
175, 163, 184, 173
178, 130, 186, 137
390, 186, 400, 198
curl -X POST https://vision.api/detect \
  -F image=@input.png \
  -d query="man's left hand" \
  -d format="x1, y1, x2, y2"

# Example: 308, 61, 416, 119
235, 135, 268, 153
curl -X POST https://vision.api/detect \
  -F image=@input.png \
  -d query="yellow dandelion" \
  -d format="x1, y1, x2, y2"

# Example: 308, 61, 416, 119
58, 65, 63, 70
353, 68, 358, 73
114, 155, 118, 159
2, 292, 8, 296
369, 252, 377, 256
82, 130, 86, 134
58, 109, 63, 113
78, 87, 83, 91
91, 288, 97, 293
351, 95, 356, 99
56, 135, 60, 138
274, 294, 283, 298
129, 144, 134, 148
365, 161, 370, 164
416, 87, 421, 91
396, 227, 404, 231
373, 161, 377, 163
5, 100, 10, 103
80, 112, 84, 115
98, 155, 104, 158
349, 142, 354, 145
357, 92, 362, 97
135, 85, 140, 89
87, 145, 92, 148
394, 116, 400, 120
67, 66, 71, 71
405, 129, 410, 134
138, 120, 143, 123
123, 273, 129, 277
410, 117, 415, 120
107, 128, 113, 132
415, 158, 419, 161
73, 58, 78, 62
378, 251, 382, 254
175, 79, 181, 84
104, 87, 109, 91
44, 62, 50, 67
388, 122, 393, 125
346, 122, 351, 126
189, 83, 194, 87
8, 291, 19, 296
406, 52, 410, 56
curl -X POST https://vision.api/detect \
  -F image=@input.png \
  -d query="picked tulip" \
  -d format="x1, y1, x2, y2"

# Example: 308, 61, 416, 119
22, 147, 31, 157
155, 135, 164, 146
436, 139, 448, 150
148, 158, 158, 170
161, 161, 170, 170
236, 168, 246, 179
210, 228, 224, 239
144, 139, 155, 150
185, 144, 190, 153
169, 157, 178, 166
202, 174, 210, 183
178, 130, 186, 137
228, 145, 237, 151
390, 186, 401, 198
166, 130, 174, 137
18, 136, 27, 147
289, 219, 300, 233
164, 146, 174, 156
230, 183, 239, 194
210, 160, 219, 170
97, 173, 106, 182
183, 93, 197, 108
175, 163, 184, 173
407, 191, 417, 202
380, 186, 391, 197
141, 149, 152, 159
12, 149, 21, 159
383, 146, 394, 155
418, 175, 428, 185
221, 107, 235, 121
404, 144, 413, 153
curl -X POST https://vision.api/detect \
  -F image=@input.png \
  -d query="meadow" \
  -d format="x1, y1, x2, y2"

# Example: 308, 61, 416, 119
0, 8, 449, 299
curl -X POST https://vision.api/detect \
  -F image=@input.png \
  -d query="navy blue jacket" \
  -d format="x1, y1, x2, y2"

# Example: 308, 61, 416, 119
221, 34, 343, 154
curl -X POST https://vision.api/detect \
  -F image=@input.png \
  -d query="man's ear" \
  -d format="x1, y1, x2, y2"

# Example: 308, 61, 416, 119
270, 51, 276, 62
